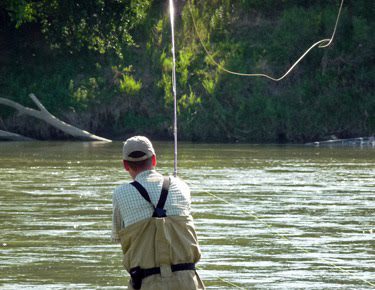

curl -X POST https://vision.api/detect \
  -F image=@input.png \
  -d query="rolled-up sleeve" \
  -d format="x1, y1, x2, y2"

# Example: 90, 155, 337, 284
111, 193, 122, 243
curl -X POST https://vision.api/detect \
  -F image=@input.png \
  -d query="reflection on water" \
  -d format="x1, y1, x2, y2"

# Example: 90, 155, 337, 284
0, 142, 374, 289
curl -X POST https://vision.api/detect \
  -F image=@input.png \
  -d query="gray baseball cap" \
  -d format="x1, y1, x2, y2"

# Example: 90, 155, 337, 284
122, 136, 155, 161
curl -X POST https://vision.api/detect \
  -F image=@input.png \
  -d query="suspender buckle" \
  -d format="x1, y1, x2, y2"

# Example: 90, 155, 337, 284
152, 208, 167, 218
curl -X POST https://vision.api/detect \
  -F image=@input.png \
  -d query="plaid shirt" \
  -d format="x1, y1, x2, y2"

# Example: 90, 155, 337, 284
111, 170, 191, 242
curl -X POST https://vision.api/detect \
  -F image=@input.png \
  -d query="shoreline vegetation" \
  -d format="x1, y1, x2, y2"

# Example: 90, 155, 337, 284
0, 1, 374, 143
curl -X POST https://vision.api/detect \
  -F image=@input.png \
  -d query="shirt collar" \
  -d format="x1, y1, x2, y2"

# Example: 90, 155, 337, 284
134, 169, 156, 181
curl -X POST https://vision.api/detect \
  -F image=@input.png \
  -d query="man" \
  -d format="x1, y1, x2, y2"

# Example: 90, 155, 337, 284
112, 136, 205, 290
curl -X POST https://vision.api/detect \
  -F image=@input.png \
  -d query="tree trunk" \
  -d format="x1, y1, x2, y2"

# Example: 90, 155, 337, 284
0, 94, 112, 142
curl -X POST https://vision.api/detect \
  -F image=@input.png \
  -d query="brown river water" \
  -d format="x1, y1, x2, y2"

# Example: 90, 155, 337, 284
0, 141, 374, 289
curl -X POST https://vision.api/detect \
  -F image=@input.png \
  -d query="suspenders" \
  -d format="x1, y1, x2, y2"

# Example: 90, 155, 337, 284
130, 176, 170, 218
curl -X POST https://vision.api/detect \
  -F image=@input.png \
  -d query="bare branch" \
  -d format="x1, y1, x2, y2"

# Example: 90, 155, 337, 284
0, 95, 112, 142
29, 93, 49, 113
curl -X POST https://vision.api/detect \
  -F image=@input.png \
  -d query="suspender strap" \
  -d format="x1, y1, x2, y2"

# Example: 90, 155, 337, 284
130, 176, 171, 218
130, 181, 152, 204
156, 176, 170, 210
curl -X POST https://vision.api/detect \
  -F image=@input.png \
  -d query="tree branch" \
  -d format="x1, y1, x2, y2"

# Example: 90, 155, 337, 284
0, 94, 112, 142
29, 93, 49, 113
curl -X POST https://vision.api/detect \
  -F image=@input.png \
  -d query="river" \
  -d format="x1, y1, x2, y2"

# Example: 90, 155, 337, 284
0, 142, 374, 289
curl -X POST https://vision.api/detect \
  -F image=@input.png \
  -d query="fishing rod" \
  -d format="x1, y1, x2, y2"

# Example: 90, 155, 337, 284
168, 1, 245, 288
169, 0, 178, 177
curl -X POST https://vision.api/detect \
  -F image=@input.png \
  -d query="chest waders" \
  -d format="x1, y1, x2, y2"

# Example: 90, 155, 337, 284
128, 177, 198, 290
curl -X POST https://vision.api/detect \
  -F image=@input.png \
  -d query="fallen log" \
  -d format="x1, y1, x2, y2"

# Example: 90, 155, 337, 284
305, 137, 375, 147
0, 94, 111, 142
0, 129, 35, 141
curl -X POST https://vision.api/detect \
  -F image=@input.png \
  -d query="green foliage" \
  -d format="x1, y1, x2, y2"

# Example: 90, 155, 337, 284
119, 74, 142, 95
0, 0, 374, 142
158, 73, 173, 106
202, 78, 215, 96
177, 49, 193, 87
2, 0, 152, 56
175, 0, 374, 142
3, 0, 36, 28
69, 76, 103, 107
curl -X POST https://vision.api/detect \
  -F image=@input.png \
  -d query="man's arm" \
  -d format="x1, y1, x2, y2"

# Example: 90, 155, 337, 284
111, 193, 122, 243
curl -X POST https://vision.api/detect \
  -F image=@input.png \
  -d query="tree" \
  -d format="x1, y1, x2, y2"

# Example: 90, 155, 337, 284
2, 0, 153, 56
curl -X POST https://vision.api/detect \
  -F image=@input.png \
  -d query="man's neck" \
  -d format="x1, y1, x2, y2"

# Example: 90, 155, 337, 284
131, 167, 154, 180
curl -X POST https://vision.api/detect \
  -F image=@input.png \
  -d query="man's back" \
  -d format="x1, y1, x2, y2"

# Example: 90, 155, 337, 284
112, 170, 191, 240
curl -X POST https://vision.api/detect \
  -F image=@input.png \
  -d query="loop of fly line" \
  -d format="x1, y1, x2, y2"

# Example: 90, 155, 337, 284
188, 0, 344, 81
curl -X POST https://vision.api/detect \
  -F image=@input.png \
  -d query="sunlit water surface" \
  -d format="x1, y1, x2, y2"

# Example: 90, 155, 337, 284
0, 142, 374, 289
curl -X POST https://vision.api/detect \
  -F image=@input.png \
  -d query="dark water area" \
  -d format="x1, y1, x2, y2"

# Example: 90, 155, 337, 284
0, 142, 374, 289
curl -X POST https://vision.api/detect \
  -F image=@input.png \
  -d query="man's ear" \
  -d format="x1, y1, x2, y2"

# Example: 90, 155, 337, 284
123, 160, 130, 171
152, 155, 157, 167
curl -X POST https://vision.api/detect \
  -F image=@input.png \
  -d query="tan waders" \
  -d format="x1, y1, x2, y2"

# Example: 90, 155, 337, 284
119, 177, 205, 290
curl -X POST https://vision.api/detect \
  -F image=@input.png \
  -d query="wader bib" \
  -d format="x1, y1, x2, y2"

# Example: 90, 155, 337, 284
119, 177, 205, 290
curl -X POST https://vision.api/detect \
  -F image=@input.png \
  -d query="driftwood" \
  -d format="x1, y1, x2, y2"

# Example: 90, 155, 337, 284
0, 94, 111, 142
0, 129, 35, 141
306, 137, 375, 147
